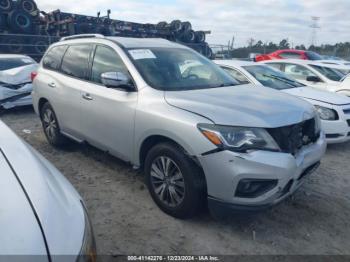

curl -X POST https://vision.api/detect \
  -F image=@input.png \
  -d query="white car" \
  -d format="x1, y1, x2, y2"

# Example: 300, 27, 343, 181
0, 54, 38, 111
215, 60, 350, 144
319, 56, 350, 67
262, 59, 350, 97
0, 120, 96, 260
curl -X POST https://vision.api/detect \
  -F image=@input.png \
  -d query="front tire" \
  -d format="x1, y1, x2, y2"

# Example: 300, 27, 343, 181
40, 102, 69, 147
144, 142, 206, 219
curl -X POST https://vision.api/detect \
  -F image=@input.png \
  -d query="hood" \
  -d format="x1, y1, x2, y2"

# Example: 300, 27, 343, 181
0, 150, 48, 256
340, 76, 350, 86
165, 84, 315, 128
0, 121, 84, 258
0, 64, 38, 85
283, 86, 350, 105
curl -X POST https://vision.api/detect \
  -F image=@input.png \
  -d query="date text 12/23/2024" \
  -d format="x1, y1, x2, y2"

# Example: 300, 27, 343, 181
127, 256, 220, 261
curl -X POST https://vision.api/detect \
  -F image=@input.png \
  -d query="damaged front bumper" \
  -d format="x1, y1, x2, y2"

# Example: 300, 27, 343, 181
0, 83, 33, 109
198, 132, 327, 215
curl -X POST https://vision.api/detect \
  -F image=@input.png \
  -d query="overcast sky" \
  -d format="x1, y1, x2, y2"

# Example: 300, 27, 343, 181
36, 0, 350, 47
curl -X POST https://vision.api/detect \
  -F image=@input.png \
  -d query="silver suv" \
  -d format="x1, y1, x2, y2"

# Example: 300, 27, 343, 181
32, 35, 327, 218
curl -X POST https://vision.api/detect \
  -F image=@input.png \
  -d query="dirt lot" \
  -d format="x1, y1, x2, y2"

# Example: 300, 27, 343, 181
1, 106, 350, 256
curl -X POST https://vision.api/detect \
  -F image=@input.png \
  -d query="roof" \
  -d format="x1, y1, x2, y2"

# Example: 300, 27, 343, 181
263, 59, 350, 69
275, 49, 306, 53
57, 34, 188, 49
107, 37, 186, 49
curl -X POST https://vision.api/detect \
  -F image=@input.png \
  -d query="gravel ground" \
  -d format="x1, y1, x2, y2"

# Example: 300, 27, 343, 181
1, 106, 350, 256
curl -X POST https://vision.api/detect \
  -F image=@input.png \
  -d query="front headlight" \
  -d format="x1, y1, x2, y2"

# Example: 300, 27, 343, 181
314, 105, 338, 121
314, 112, 322, 135
77, 202, 96, 262
198, 124, 280, 152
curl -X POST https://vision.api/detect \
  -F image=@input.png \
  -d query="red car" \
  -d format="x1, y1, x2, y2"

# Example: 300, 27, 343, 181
255, 49, 323, 62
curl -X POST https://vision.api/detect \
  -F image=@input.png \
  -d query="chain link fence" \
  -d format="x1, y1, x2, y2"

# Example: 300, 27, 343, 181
0, 33, 59, 61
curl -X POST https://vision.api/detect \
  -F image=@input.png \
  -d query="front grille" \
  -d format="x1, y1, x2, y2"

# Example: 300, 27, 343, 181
268, 118, 320, 155
343, 108, 350, 115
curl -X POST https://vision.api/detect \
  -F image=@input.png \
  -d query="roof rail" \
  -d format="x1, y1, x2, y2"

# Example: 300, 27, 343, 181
60, 34, 105, 41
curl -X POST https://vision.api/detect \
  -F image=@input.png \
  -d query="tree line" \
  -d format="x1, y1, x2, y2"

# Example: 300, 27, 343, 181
226, 39, 350, 59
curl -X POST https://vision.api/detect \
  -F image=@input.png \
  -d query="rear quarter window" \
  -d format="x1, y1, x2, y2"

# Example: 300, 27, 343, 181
43, 45, 68, 71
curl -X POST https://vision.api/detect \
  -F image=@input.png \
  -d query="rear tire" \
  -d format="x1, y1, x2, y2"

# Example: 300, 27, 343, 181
40, 102, 69, 148
144, 142, 206, 219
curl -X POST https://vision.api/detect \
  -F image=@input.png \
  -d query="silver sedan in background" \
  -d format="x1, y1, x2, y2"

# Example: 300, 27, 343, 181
0, 120, 96, 261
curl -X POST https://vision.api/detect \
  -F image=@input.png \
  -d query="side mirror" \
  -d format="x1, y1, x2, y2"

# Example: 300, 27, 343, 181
306, 76, 322, 83
101, 72, 134, 91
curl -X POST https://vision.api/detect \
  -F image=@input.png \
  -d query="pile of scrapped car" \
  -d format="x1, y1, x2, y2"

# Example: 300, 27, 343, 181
0, 0, 213, 60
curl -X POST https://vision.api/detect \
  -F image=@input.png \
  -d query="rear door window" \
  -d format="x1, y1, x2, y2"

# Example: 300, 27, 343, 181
43, 45, 67, 71
309, 65, 344, 81
61, 44, 92, 80
284, 63, 319, 81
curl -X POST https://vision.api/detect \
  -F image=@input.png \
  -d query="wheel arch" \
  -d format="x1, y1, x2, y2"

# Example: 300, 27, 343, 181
38, 97, 49, 118
138, 134, 202, 171
139, 135, 183, 168
139, 134, 208, 196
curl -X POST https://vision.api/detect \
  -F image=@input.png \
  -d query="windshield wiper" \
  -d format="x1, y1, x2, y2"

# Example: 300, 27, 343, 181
215, 82, 237, 88
262, 74, 301, 87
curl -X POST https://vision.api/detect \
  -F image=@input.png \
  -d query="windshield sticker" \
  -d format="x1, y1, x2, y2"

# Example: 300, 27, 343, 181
129, 49, 156, 60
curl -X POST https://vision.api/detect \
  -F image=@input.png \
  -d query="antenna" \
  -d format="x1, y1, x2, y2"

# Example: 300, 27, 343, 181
310, 16, 320, 47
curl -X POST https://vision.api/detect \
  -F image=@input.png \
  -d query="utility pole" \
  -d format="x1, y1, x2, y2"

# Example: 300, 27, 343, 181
230, 36, 235, 50
310, 16, 320, 47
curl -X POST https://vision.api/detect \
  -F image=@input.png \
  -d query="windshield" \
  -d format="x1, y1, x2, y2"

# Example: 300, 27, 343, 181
306, 51, 323, 60
309, 64, 345, 81
127, 47, 238, 91
0, 57, 35, 71
243, 65, 305, 90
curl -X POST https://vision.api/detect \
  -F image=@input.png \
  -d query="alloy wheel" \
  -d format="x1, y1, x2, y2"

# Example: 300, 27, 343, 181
42, 109, 57, 141
150, 156, 186, 207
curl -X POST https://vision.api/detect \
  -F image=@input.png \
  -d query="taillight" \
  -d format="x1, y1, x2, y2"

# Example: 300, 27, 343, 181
31, 71, 38, 82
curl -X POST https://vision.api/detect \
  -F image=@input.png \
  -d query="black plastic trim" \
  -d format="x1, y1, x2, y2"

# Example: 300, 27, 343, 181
326, 134, 343, 139
208, 196, 273, 215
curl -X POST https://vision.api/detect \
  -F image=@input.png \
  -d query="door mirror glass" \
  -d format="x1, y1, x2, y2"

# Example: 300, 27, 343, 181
306, 76, 322, 82
101, 72, 134, 90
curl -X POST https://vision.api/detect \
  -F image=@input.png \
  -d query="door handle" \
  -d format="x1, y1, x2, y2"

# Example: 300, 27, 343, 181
48, 82, 56, 88
82, 93, 93, 101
